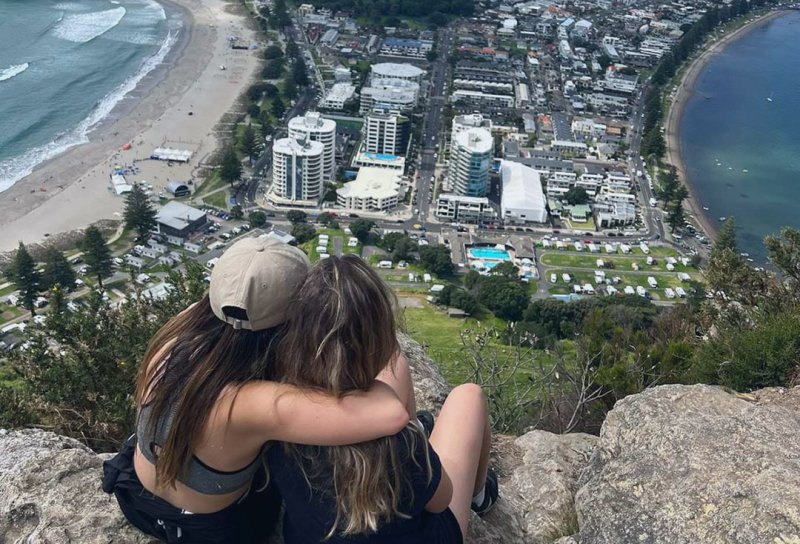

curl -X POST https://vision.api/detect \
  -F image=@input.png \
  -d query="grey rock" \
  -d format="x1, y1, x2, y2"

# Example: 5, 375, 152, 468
0, 428, 155, 543
575, 384, 800, 544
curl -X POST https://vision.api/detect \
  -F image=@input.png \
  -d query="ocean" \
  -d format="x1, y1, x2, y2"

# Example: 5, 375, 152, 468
0, 0, 179, 192
678, 11, 800, 262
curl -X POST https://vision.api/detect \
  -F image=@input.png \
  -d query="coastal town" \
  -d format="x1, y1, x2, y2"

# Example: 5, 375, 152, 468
0, 0, 795, 346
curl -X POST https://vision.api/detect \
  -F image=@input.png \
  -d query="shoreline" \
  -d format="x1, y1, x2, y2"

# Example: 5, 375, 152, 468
664, 9, 787, 243
0, 0, 261, 252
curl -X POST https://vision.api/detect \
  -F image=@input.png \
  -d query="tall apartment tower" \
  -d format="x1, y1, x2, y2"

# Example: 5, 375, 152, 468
448, 127, 493, 197
363, 111, 410, 156
287, 112, 336, 181
271, 137, 325, 202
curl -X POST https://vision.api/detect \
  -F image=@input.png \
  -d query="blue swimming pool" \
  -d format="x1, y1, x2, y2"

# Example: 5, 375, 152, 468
468, 247, 511, 261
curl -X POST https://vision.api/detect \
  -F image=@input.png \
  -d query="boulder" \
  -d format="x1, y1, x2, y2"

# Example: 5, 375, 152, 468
574, 384, 800, 543
0, 428, 155, 544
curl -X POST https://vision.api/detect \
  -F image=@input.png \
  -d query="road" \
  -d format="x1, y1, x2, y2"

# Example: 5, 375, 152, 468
628, 85, 665, 242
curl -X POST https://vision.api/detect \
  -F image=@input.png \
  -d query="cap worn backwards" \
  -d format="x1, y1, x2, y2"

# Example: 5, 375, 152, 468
209, 237, 310, 331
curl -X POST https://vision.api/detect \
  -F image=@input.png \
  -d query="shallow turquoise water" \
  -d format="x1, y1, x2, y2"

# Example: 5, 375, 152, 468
468, 248, 511, 261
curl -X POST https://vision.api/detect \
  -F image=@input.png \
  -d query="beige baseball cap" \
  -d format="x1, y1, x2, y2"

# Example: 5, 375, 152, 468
209, 237, 310, 330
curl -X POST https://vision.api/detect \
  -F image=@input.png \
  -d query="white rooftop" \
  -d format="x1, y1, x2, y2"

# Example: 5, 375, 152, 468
288, 111, 336, 132
500, 161, 547, 223
273, 137, 324, 156
338, 167, 401, 199
454, 127, 493, 154
371, 62, 425, 79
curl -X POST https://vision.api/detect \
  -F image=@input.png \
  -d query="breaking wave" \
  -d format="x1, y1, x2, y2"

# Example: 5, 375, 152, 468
53, 6, 126, 43
0, 63, 29, 83
0, 30, 178, 192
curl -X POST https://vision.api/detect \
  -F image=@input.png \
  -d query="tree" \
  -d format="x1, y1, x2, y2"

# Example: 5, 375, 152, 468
123, 184, 157, 242
11, 242, 40, 316
218, 144, 242, 187
667, 201, 686, 233
478, 276, 528, 321
248, 210, 268, 228
263, 45, 284, 60
350, 219, 376, 244
642, 128, 666, 158
262, 60, 284, 79
286, 210, 307, 224
240, 123, 259, 162
419, 245, 454, 277
492, 261, 519, 279
392, 237, 418, 263
81, 226, 113, 288
291, 223, 317, 244
42, 247, 76, 292
715, 217, 737, 254
564, 186, 590, 205
230, 204, 244, 220
271, 98, 286, 120
450, 289, 479, 315
246, 103, 261, 119
292, 57, 309, 87
282, 78, 298, 100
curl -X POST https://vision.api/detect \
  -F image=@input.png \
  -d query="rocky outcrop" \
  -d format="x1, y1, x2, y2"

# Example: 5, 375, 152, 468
2, 333, 800, 543
574, 384, 800, 544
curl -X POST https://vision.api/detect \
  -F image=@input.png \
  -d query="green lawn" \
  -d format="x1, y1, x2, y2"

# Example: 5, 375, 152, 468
540, 252, 694, 273
195, 172, 226, 197
300, 228, 363, 262
203, 191, 229, 209
548, 268, 699, 299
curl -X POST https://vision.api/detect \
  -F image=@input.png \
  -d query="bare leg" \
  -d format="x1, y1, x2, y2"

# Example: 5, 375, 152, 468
428, 383, 491, 538
376, 352, 416, 418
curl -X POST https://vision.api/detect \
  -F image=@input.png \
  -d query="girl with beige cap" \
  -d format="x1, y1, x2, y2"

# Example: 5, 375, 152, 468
102, 237, 410, 543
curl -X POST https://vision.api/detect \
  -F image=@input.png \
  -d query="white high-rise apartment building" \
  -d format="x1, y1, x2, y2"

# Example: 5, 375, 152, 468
447, 127, 493, 197
271, 137, 324, 203
364, 111, 410, 156
287, 112, 336, 181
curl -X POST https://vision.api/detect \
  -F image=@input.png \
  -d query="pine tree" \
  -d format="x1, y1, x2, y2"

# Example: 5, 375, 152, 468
218, 145, 242, 187
271, 98, 286, 120
715, 217, 737, 254
42, 247, 76, 292
11, 242, 40, 316
81, 226, 113, 288
667, 201, 686, 233
240, 124, 258, 162
123, 184, 157, 242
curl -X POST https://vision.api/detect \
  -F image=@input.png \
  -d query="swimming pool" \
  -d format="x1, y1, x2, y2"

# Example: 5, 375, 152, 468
468, 247, 511, 261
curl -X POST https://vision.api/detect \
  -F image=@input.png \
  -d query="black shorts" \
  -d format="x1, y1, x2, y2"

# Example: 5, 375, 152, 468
102, 436, 280, 544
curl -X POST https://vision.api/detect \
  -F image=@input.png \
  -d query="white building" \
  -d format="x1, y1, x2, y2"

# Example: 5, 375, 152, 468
451, 89, 515, 109
436, 194, 497, 223
319, 83, 356, 110
269, 137, 324, 205
359, 80, 419, 114
351, 148, 406, 172
370, 62, 425, 85
500, 161, 548, 224
448, 128, 493, 197
288, 112, 336, 181
452, 113, 492, 137
364, 111, 410, 156
336, 167, 403, 211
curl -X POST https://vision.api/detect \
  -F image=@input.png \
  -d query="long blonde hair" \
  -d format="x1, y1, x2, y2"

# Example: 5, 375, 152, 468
275, 255, 431, 538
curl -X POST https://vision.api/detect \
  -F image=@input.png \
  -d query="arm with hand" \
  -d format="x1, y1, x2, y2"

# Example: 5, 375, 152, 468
234, 379, 410, 446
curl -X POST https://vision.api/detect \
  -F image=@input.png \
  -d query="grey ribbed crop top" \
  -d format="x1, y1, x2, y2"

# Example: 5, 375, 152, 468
136, 402, 262, 495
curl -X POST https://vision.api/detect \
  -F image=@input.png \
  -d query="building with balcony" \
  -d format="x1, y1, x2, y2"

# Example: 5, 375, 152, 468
269, 137, 324, 206
448, 127, 493, 197
288, 112, 337, 181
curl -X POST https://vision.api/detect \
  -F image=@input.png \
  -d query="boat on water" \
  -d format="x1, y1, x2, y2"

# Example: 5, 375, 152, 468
719, 216, 727, 222
767, 92, 774, 102
702, 206, 709, 211
742, 169, 748, 173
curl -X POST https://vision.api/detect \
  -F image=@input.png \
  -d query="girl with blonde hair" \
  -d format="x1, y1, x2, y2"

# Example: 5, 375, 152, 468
269, 254, 498, 543
103, 238, 410, 543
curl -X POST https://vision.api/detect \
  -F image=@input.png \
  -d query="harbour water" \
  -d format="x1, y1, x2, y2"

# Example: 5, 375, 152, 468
0, 0, 176, 192
678, 11, 800, 262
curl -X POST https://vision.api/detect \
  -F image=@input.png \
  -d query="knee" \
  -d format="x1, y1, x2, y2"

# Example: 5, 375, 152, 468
449, 383, 486, 405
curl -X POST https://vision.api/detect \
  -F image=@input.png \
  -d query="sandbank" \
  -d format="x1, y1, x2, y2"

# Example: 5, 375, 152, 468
0, 0, 261, 252
664, 9, 787, 242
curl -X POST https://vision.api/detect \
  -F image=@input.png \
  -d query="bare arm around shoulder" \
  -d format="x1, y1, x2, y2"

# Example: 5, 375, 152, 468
232, 379, 410, 446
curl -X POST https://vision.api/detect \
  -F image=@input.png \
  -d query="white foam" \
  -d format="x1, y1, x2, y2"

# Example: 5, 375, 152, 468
0, 63, 29, 83
0, 30, 179, 192
53, 7, 126, 43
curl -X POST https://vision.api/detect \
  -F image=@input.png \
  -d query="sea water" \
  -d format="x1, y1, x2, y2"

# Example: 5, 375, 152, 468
0, 0, 177, 192
679, 11, 800, 262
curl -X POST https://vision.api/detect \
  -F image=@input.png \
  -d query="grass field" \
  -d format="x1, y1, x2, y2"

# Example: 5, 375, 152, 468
548, 268, 699, 299
300, 228, 362, 262
203, 191, 229, 210
195, 172, 226, 197
540, 252, 694, 273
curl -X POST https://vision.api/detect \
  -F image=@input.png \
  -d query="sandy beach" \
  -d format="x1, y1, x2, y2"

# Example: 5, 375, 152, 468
0, 0, 261, 252
664, 9, 787, 242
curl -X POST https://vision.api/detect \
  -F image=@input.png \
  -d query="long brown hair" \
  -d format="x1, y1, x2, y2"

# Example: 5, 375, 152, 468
275, 255, 430, 537
135, 295, 281, 489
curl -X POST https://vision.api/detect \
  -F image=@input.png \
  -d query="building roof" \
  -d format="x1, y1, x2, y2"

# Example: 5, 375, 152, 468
371, 63, 425, 79
273, 137, 325, 157
453, 127, 493, 154
338, 167, 401, 200
500, 161, 547, 222
156, 202, 205, 231
288, 111, 336, 133
165, 180, 189, 194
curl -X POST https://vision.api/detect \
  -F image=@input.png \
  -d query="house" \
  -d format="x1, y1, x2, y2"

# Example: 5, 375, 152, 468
156, 202, 207, 239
